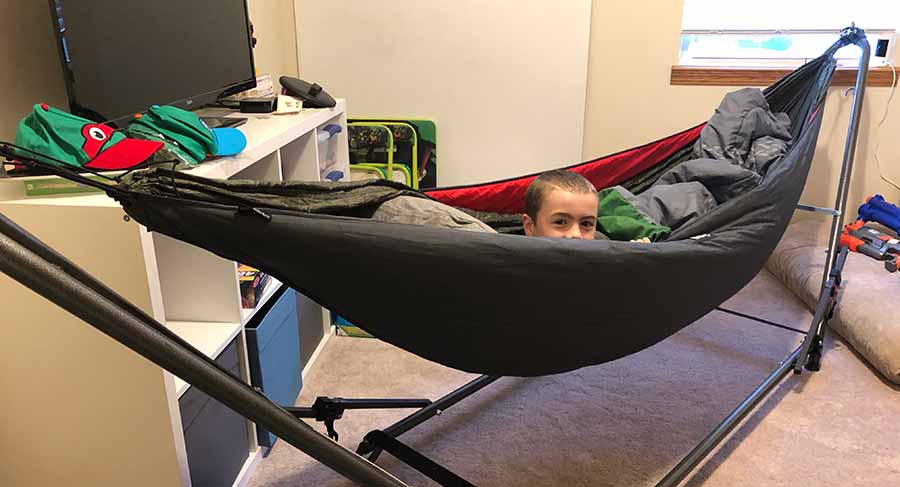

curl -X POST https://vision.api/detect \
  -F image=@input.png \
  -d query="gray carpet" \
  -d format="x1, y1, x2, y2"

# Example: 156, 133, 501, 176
248, 270, 900, 486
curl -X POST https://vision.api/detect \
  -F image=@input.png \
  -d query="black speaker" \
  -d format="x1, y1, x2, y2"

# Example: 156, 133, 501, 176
279, 77, 336, 108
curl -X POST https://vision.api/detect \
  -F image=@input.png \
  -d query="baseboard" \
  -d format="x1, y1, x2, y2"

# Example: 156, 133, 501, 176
302, 324, 334, 379
232, 447, 263, 487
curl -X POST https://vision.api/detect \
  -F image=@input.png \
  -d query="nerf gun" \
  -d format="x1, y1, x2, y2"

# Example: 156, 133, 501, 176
858, 194, 900, 234
840, 220, 900, 272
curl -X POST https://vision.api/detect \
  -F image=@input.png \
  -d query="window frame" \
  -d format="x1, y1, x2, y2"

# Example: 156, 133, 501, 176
672, 28, 897, 87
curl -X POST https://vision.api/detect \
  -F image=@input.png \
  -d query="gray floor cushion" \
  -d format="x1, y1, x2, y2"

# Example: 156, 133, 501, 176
766, 217, 900, 384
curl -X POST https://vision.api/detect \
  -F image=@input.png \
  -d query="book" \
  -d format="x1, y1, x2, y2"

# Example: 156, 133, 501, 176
238, 264, 270, 309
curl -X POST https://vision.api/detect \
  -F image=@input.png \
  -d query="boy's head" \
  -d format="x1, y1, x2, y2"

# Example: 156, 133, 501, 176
522, 170, 598, 239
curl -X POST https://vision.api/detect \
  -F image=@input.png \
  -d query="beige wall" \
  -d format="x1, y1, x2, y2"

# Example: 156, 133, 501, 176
293, 0, 592, 187
0, 1, 68, 142
583, 0, 900, 210
0, 205, 183, 487
0, 1, 297, 141
247, 0, 299, 82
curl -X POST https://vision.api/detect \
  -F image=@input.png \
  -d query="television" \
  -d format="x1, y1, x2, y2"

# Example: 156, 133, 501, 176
48, 0, 256, 126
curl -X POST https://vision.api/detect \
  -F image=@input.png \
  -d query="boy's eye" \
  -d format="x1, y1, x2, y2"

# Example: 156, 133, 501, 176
580, 220, 596, 229
553, 219, 568, 226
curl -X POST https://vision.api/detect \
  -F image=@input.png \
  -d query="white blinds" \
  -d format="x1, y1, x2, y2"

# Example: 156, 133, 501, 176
682, 0, 900, 31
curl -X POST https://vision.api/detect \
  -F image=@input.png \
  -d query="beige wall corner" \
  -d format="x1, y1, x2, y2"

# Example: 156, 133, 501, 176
0, 204, 182, 487
247, 0, 300, 83
0, 1, 68, 141
583, 0, 900, 209
583, 0, 718, 159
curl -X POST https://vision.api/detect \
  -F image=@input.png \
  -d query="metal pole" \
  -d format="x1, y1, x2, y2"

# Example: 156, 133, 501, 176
0, 213, 225, 373
715, 307, 806, 334
656, 346, 802, 487
288, 399, 433, 418
0, 226, 408, 487
383, 375, 500, 439
821, 32, 870, 287
358, 375, 500, 459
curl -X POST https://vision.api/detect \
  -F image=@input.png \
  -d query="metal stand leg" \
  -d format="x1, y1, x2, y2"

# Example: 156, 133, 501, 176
658, 246, 848, 486
358, 375, 501, 460
656, 26, 869, 487
795, 246, 848, 372
281, 375, 499, 485
286, 397, 432, 441
821, 30, 870, 287
0, 213, 409, 487
656, 346, 802, 487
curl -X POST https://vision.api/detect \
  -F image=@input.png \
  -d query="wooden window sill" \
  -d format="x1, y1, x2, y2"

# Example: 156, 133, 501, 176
670, 65, 895, 87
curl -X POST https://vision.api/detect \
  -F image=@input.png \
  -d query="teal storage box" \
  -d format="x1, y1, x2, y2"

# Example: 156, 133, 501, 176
245, 285, 303, 449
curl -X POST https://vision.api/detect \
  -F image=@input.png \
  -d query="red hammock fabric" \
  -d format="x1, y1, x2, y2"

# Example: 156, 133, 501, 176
426, 124, 705, 215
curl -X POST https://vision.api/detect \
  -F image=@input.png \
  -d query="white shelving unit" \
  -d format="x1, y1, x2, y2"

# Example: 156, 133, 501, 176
168, 321, 244, 398
0, 100, 349, 487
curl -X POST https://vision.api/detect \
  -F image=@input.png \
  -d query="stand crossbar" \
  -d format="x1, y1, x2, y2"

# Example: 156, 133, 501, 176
715, 307, 807, 334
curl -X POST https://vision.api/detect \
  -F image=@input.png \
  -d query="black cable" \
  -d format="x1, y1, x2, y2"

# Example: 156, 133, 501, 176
715, 307, 807, 334
0, 141, 118, 182
0, 141, 182, 199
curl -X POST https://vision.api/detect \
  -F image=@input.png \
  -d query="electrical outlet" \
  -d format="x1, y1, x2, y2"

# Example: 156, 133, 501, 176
875, 38, 889, 58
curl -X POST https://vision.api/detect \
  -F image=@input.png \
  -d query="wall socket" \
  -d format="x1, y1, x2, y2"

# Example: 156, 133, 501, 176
875, 38, 890, 58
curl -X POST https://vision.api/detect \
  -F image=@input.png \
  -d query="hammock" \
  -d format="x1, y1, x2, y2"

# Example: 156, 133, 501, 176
0, 30, 868, 487
84, 48, 835, 378
96, 53, 834, 376
4, 54, 837, 378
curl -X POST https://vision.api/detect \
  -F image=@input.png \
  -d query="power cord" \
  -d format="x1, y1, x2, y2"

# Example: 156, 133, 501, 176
872, 61, 900, 193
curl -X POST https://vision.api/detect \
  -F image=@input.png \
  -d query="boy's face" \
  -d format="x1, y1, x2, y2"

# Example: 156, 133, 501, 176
522, 189, 598, 239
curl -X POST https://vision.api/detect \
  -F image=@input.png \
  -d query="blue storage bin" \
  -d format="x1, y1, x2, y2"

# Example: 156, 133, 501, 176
245, 285, 303, 449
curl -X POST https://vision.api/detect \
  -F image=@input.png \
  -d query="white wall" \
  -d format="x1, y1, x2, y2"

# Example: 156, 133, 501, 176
294, 0, 592, 187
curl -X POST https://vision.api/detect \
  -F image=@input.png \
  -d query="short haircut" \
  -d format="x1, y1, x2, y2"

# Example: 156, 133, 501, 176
523, 169, 598, 219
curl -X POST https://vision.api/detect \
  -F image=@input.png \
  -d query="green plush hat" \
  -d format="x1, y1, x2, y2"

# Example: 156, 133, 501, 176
125, 123, 199, 167
127, 105, 247, 163
15, 103, 162, 170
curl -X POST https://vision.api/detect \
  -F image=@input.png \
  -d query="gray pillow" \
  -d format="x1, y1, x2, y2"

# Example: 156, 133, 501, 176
371, 196, 497, 233
766, 218, 900, 384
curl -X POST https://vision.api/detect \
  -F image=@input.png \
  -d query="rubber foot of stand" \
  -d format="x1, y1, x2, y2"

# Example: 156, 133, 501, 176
805, 353, 822, 372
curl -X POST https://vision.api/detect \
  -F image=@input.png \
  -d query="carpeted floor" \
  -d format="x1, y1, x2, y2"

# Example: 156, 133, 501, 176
247, 270, 900, 487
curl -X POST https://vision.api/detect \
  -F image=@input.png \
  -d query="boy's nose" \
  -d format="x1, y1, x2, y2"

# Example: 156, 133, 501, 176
564, 226, 582, 239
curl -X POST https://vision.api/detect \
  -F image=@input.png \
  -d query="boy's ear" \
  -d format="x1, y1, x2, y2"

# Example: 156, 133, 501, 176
522, 213, 535, 236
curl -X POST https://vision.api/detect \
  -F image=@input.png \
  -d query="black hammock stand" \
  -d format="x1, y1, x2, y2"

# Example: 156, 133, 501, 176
0, 26, 870, 487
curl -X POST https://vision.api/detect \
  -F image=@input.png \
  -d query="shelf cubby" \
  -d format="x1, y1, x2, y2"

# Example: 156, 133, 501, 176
0, 100, 349, 487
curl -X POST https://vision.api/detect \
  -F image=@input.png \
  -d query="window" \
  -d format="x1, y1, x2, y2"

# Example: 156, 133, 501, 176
680, 0, 900, 68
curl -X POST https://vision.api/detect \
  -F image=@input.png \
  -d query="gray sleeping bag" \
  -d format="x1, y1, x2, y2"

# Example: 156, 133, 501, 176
598, 88, 792, 240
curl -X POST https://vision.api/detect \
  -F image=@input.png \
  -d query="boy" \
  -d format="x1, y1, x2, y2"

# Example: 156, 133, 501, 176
522, 170, 600, 240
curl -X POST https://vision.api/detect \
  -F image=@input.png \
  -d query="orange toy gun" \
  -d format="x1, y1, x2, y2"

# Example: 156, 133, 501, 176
840, 220, 900, 272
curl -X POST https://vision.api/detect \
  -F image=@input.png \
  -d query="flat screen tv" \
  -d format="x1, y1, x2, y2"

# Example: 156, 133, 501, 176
48, 0, 256, 126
